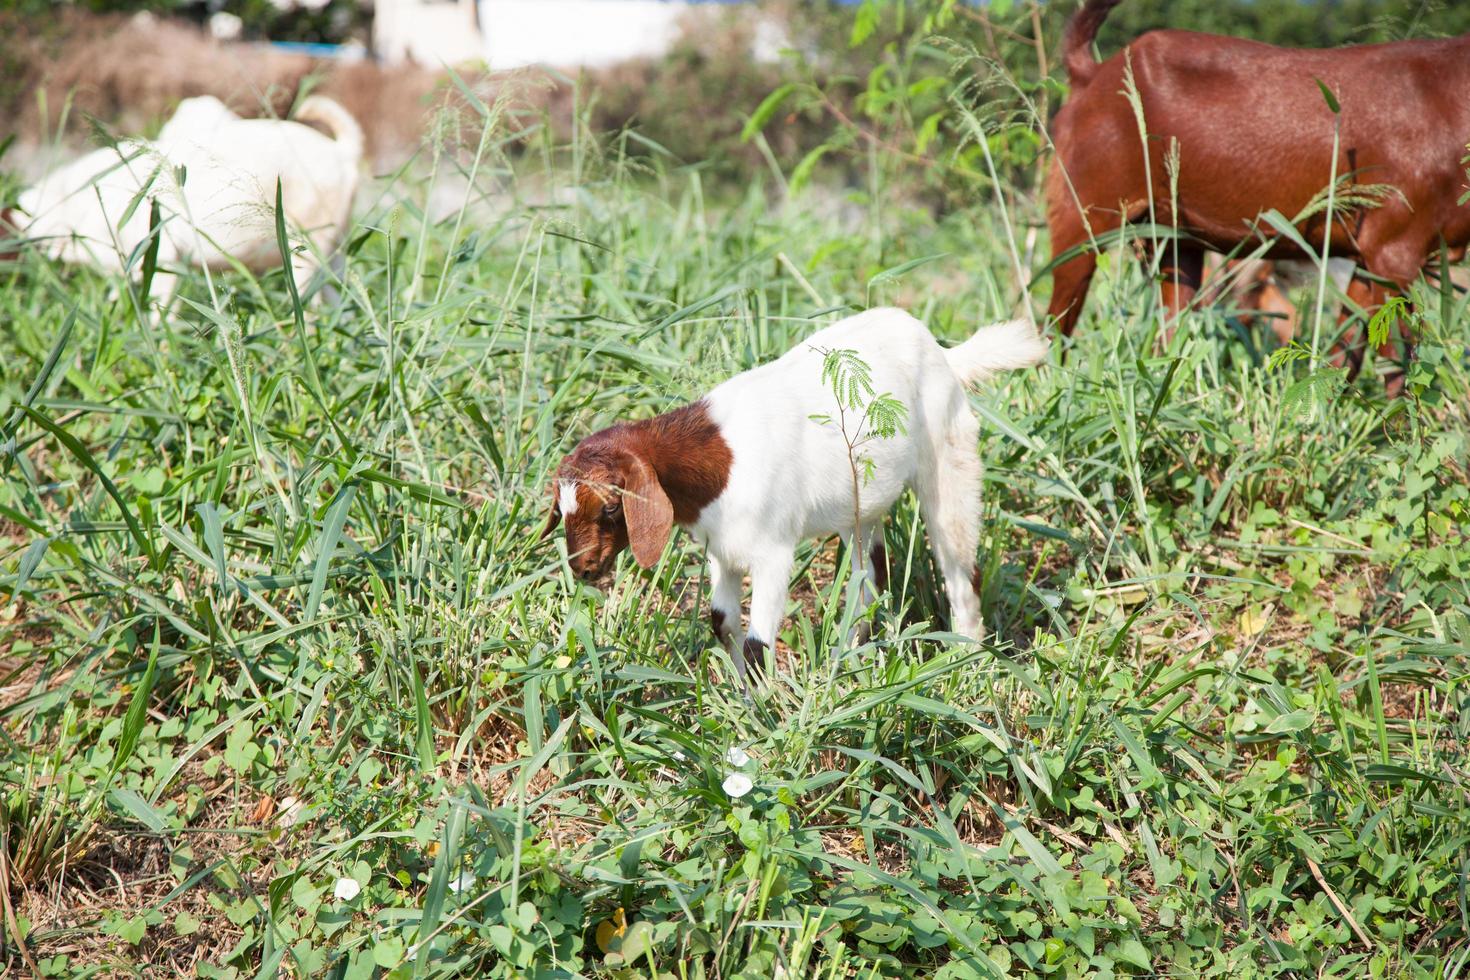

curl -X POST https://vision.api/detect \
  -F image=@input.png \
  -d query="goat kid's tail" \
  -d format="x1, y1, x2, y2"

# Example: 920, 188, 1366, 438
1063, 0, 1123, 85
296, 95, 364, 162
943, 317, 1049, 388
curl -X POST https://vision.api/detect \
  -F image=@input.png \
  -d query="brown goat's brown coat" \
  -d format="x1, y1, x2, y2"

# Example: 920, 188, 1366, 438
1047, 0, 1470, 389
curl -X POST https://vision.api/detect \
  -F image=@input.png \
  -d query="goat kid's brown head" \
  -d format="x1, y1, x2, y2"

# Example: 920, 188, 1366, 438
541, 443, 673, 585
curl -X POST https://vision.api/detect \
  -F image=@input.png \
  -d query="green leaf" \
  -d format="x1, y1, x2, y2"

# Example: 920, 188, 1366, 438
416, 799, 467, 970
108, 787, 165, 833
2, 308, 74, 447
1265, 709, 1317, 734
915, 110, 944, 155
111, 636, 160, 777
1258, 209, 1319, 259
20, 406, 154, 563
615, 919, 655, 966
223, 720, 259, 773
371, 936, 404, 968
979, 792, 1062, 877
1366, 294, 1410, 349
9, 536, 51, 600
868, 252, 951, 287
850, 0, 879, 46
1314, 77, 1341, 114
1110, 718, 1163, 789
1365, 763, 1448, 785
116, 914, 148, 946
790, 143, 834, 194
174, 911, 201, 936
1281, 369, 1347, 419
412, 660, 435, 771
742, 83, 796, 142
133, 467, 166, 496
1112, 938, 1152, 970
134, 197, 163, 324
304, 481, 358, 624
290, 875, 322, 913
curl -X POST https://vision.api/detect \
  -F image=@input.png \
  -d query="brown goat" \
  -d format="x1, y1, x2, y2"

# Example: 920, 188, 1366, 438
1046, 0, 1470, 393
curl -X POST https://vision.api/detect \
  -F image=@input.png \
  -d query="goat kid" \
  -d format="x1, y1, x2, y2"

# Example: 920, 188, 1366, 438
12, 94, 362, 305
1048, 0, 1470, 393
543, 308, 1048, 684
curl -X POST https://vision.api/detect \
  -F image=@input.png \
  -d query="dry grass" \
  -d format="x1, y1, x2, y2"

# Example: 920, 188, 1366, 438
0, 5, 825, 181
1, 9, 463, 171
14, 772, 294, 977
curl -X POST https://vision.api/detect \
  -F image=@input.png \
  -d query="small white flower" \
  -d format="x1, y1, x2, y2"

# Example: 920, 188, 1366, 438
722, 772, 754, 798
276, 796, 306, 827
672, 750, 687, 762
447, 871, 474, 894
725, 746, 750, 767
333, 877, 361, 901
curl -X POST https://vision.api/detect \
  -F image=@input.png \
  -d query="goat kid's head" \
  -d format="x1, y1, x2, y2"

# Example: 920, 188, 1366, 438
541, 442, 673, 585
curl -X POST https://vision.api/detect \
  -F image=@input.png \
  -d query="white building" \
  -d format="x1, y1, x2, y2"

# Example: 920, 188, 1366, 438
373, 0, 487, 67
373, 0, 777, 70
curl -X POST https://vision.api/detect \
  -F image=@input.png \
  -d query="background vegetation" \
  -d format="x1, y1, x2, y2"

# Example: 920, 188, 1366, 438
2, 0, 1468, 977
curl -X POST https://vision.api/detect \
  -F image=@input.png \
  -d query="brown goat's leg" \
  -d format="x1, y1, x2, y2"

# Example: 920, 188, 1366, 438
1156, 244, 1205, 343
1047, 251, 1098, 337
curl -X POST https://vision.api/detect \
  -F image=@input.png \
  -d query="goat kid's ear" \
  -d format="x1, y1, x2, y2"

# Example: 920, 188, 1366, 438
622, 454, 673, 570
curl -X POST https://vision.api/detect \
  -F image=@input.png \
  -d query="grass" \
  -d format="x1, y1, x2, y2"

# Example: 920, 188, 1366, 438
1, 86, 1469, 979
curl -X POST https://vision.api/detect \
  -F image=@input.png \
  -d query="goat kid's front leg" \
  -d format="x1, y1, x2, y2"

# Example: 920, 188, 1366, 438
742, 549, 794, 678
706, 554, 745, 684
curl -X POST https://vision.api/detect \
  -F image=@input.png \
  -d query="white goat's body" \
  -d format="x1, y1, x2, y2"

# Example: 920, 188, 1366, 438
696, 310, 949, 548
16, 95, 361, 300
691, 308, 1047, 675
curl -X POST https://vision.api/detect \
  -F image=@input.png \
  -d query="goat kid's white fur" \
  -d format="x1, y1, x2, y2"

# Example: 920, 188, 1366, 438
16, 95, 361, 304
688, 308, 1047, 679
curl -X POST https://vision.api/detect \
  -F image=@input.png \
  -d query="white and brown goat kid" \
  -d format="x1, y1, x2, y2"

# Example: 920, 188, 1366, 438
542, 308, 1048, 683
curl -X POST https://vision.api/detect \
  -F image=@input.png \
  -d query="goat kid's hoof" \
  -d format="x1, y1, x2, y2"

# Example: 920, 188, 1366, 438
741, 636, 770, 678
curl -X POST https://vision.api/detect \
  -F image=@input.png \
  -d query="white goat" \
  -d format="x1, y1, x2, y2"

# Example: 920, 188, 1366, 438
544, 307, 1048, 684
14, 94, 362, 303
